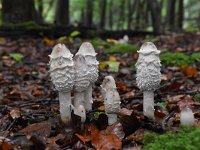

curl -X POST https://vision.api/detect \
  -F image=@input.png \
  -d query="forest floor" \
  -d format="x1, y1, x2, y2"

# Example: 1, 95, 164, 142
0, 32, 200, 150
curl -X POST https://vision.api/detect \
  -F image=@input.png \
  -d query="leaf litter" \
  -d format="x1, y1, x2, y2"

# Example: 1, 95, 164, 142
0, 33, 199, 149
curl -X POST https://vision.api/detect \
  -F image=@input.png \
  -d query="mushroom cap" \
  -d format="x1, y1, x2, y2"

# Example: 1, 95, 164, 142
76, 42, 97, 56
49, 43, 73, 60
101, 76, 117, 90
180, 106, 195, 126
137, 42, 160, 55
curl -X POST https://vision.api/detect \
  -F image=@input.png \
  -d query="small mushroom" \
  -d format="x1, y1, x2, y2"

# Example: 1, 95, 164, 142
49, 44, 75, 125
74, 42, 99, 111
101, 76, 121, 125
135, 42, 161, 119
180, 106, 195, 126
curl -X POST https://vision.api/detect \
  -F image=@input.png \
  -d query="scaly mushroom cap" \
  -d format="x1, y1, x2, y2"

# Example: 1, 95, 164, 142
101, 76, 121, 114
74, 42, 99, 92
137, 42, 160, 55
76, 42, 97, 57
49, 44, 75, 92
136, 42, 161, 91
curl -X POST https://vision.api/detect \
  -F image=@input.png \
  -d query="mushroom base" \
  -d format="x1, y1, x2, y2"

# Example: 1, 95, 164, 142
59, 92, 72, 125
143, 91, 154, 119
107, 114, 118, 125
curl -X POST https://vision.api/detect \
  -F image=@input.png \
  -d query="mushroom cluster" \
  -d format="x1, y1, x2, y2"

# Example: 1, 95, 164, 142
49, 42, 98, 125
135, 42, 161, 119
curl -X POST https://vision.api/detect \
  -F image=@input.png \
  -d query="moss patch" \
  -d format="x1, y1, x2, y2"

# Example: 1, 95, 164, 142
191, 53, 200, 62
104, 43, 138, 54
143, 127, 200, 150
193, 94, 200, 102
160, 52, 193, 66
90, 39, 111, 48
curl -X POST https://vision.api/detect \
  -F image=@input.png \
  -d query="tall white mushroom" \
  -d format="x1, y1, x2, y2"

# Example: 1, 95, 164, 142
101, 76, 121, 125
49, 44, 75, 125
74, 42, 99, 111
135, 42, 161, 119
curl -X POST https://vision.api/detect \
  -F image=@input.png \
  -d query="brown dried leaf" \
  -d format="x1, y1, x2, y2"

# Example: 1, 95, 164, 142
0, 141, 13, 150
19, 121, 51, 138
75, 133, 91, 144
167, 94, 185, 103
116, 82, 130, 93
9, 108, 21, 119
180, 66, 198, 77
105, 122, 125, 140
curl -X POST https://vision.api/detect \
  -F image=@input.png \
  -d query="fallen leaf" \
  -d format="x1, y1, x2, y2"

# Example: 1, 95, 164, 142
99, 61, 120, 72
180, 65, 198, 76
109, 55, 117, 61
0, 141, 13, 150
105, 122, 125, 140
75, 133, 91, 144
116, 82, 130, 93
10, 108, 21, 119
98, 105, 105, 111
43, 37, 56, 46
120, 111, 140, 136
167, 94, 185, 103
177, 99, 195, 109
106, 38, 118, 44
19, 121, 51, 138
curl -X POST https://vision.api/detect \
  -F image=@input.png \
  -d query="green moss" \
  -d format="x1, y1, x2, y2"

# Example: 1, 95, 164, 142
193, 94, 200, 102
160, 52, 193, 66
104, 43, 138, 54
191, 53, 200, 62
143, 127, 200, 150
90, 39, 111, 48
4, 21, 48, 30
91, 112, 105, 120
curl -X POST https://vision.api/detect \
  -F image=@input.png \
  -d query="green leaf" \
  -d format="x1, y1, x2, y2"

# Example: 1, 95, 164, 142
99, 61, 120, 72
9, 53, 24, 62
92, 112, 105, 120
156, 102, 166, 109
70, 31, 80, 37
58, 36, 68, 41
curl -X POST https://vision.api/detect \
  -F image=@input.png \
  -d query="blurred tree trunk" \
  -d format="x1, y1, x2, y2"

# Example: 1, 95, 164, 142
55, 0, 70, 26
99, 0, 107, 30
85, 0, 93, 26
37, 0, 44, 23
127, 0, 138, 30
118, 0, 125, 30
2, 0, 37, 24
135, 0, 142, 30
167, 0, 176, 30
177, 0, 184, 30
147, 0, 161, 33
108, 0, 113, 30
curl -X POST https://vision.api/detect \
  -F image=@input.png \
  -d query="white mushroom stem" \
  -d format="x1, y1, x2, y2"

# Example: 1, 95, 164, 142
59, 92, 72, 125
74, 91, 85, 107
107, 114, 118, 125
143, 91, 154, 119
84, 84, 93, 111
